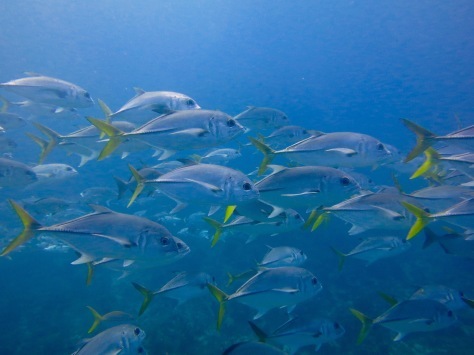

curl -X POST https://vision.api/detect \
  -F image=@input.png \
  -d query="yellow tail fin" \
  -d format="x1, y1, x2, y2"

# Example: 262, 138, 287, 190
401, 202, 432, 240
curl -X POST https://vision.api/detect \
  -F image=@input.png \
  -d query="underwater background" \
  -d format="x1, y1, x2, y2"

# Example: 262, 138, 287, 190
1, 1, 474, 354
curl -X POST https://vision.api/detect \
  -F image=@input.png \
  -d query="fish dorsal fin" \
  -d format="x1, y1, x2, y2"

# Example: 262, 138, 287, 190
88, 204, 113, 213
133, 87, 146, 96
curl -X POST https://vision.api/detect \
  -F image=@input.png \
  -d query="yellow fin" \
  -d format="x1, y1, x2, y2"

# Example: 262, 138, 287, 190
401, 202, 431, 240
224, 205, 236, 223
86, 306, 104, 334
127, 165, 145, 207
207, 284, 228, 330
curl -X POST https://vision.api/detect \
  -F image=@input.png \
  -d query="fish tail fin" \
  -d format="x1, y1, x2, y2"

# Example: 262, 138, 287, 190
114, 176, 129, 200
30, 122, 61, 163
0, 95, 10, 112
224, 205, 236, 223
207, 284, 228, 330
86, 306, 104, 333
248, 136, 276, 175
461, 297, 474, 309
226, 272, 236, 286
97, 99, 114, 138
87, 117, 125, 160
203, 217, 223, 247
248, 320, 268, 342
132, 282, 155, 316
410, 148, 441, 179
349, 308, 374, 344
330, 246, 347, 271
401, 202, 432, 240
423, 228, 439, 249
86, 262, 94, 286
311, 211, 330, 232
401, 119, 436, 162
1, 200, 42, 257
189, 154, 202, 163
377, 291, 398, 306
127, 165, 145, 207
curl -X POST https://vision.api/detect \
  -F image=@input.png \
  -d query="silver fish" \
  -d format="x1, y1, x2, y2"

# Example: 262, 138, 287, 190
250, 132, 392, 175
249, 317, 345, 354
132, 271, 214, 315
88, 109, 245, 161
331, 236, 410, 270
262, 125, 323, 149
1, 201, 190, 267
109, 88, 200, 123
0, 73, 93, 108
409, 285, 474, 311
72, 324, 145, 355
351, 299, 457, 342
128, 163, 259, 213
193, 148, 242, 165
234, 106, 290, 130
208, 266, 322, 328
259, 245, 307, 268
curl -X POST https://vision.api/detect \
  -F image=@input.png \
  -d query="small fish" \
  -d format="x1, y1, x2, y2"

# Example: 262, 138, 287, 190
72, 324, 146, 354
0, 157, 37, 188
249, 317, 345, 354
262, 125, 323, 149
331, 236, 410, 271
234, 106, 290, 130
351, 299, 457, 343
250, 132, 392, 175
191, 148, 242, 165
132, 272, 214, 315
1, 201, 190, 267
22, 197, 74, 216
108, 88, 200, 123
259, 245, 307, 268
0, 73, 93, 108
208, 266, 322, 329
31, 163, 78, 180
402, 119, 474, 162
423, 228, 474, 259
86, 306, 135, 333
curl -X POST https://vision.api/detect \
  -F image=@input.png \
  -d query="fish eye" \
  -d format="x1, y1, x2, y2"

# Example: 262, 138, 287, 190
295, 214, 301, 220
160, 237, 170, 245
138, 347, 144, 353
299, 250, 304, 255
282, 115, 288, 120
311, 277, 318, 285
340, 177, 351, 186
334, 322, 340, 329
84, 92, 91, 99
227, 119, 236, 127
242, 182, 252, 190
459, 291, 464, 297
66, 167, 73, 171
448, 310, 453, 317
186, 99, 195, 106
134, 327, 141, 335
377, 143, 385, 151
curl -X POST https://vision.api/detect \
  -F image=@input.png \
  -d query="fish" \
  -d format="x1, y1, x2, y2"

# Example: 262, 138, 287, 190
204, 209, 304, 246
72, 324, 146, 354
255, 165, 361, 213
403, 199, 474, 239
191, 147, 242, 165
351, 299, 457, 343
114, 167, 163, 199
80, 187, 119, 205
208, 266, 322, 329
249, 132, 393, 175
28, 120, 137, 165
249, 316, 345, 354
88, 109, 245, 160
0, 200, 190, 267
402, 118, 474, 162
258, 245, 307, 268
108, 88, 201, 123
22, 197, 75, 216
261, 125, 323, 149
331, 236, 410, 271
0, 73, 93, 108
31, 163, 78, 180
409, 285, 474, 311
0, 112, 27, 131
234, 106, 290, 130
127, 163, 259, 213
86, 306, 135, 334
132, 272, 214, 315
0, 157, 37, 188
410, 148, 474, 180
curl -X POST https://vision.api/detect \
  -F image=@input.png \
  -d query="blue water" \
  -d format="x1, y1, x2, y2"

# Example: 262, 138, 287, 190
1, 1, 474, 354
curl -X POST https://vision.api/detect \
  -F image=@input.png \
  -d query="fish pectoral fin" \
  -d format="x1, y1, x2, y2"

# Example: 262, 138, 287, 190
393, 332, 406, 341
151, 104, 172, 113
281, 191, 320, 197
91, 234, 135, 247
267, 204, 286, 219
371, 205, 405, 220
326, 148, 358, 156
272, 287, 299, 294
184, 178, 223, 192
71, 253, 95, 265
170, 128, 209, 137
156, 148, 177, 160
123, 259, 135, 267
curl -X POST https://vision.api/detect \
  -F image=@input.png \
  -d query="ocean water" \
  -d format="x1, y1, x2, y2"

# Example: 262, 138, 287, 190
1, 1, 474, 354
